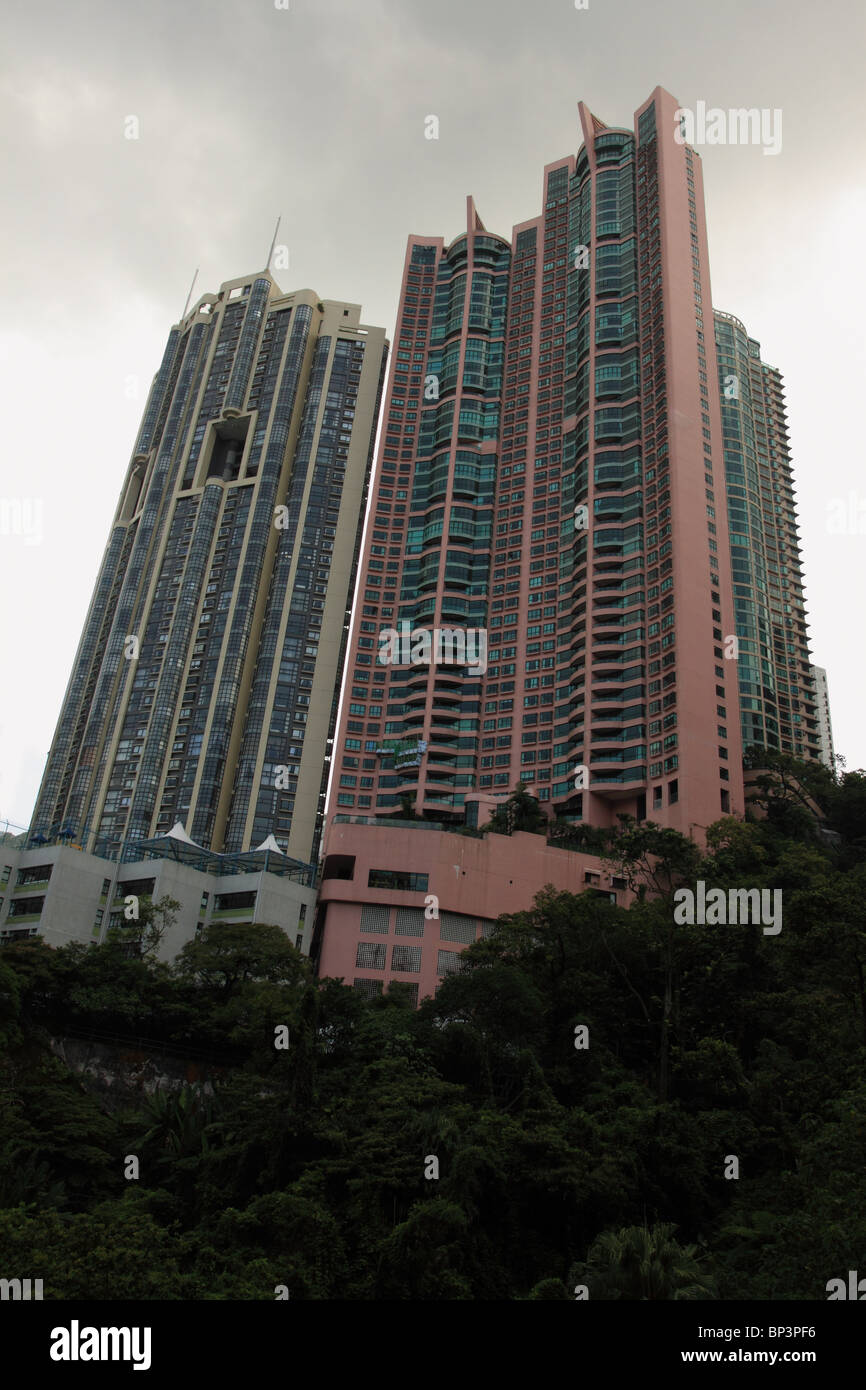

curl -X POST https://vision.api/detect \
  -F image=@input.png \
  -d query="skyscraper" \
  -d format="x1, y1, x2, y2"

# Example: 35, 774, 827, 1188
713, 310, 820, 762
810, 664, 835, 770
29, 272, 387, 867
329, 86, 743, 843
316, 86, 819, 1003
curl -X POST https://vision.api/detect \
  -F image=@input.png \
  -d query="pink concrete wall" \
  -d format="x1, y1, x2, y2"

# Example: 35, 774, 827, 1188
317, 820, 627, 1004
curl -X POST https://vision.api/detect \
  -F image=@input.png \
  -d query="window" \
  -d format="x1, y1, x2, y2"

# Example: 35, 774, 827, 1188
437, 950, 463, 976
439, 913, 477, 944
355, 942, 386, 970
17, 864, 52, 886
360, 904, 390, 934
117, 877, 156, 898
8, 897, 45, 918
214, 891, 255, 912
395, 907, 425, 936
354, 977, 383, 999
368, 869, 429, 892
388, 981, 419, 1008
391, 944, 422, 973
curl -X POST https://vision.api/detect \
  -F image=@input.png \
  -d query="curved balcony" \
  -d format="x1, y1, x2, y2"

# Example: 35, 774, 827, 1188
591, 727, 646, 746
424, 768, 457, 789
591, 673, 629, 696
591, 765, 647, 783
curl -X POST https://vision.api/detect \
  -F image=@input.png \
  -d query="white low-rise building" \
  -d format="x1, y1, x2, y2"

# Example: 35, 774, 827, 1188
0, 824, 316, 961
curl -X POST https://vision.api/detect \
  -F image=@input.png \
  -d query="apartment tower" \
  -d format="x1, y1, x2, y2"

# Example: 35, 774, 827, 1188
317, 87, 754, 1002
713, 311, 820, 762
810, 664, 835, 770
329, 87, 744, 842
29, 272, 387, 866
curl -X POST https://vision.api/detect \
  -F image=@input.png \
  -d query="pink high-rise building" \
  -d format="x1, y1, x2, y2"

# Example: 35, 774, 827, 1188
315, 88, 747, 1003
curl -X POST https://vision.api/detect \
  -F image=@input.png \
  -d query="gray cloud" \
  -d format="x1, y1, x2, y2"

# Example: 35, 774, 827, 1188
1, 0, 864, 823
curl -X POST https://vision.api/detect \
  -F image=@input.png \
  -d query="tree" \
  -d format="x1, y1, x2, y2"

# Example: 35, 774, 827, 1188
571, 1222, 716, 1300
547, 819, 613, 854
114, 895, 181, 960
202, 1190, 349, 1300
1, 810, 864, 1302
828, 770, 866, 853
0, 1050, 117, 1208
483, 781, 547, 835
603, 822, 703, 1102
0, 957, 22, 1051
743, 747, 836, 839
135, 1084, 216, 1163
604, 818, 702, 899
174, 922, 308, 997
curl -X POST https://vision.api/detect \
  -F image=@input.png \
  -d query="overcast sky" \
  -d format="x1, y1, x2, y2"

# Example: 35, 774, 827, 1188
1, 0, 863, 830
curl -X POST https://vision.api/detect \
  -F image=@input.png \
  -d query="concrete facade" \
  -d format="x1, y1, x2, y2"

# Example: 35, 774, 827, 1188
321, 88, 756, 1003
329, 87, 746, 854
316, 818, 630, 1006
29, 273, 387, 867
714, 311, 819, 761
0, 841, 316, 961
810, 665, 835, 770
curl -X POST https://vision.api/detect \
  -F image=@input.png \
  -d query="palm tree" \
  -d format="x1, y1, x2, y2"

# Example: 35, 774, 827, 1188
572, 1222, 716, 1300
137, 1084, 214, 1161
485, 782, 547, 835
398, 793, 417, 820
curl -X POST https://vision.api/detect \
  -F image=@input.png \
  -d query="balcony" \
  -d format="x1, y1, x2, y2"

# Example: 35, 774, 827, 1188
333, 815, 447, 831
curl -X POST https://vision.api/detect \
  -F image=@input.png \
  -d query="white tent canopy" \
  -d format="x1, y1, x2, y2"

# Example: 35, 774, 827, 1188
253, 834, 286, 854
156, 821, 205, 848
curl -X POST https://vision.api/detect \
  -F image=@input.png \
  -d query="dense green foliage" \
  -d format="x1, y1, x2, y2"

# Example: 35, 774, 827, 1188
1, 770, 865, 1300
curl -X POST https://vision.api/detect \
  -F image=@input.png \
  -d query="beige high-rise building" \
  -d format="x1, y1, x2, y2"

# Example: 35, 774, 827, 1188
811, 664, 835, 770
714, 312, 820, 762
29, 272, 387, 867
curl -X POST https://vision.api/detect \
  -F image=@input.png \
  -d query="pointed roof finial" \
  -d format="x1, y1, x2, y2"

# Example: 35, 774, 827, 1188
466, 195, 486, 234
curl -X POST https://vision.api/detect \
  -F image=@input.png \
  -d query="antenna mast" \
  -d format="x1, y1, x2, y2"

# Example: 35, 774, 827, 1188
181, 267, 199, 321
266, 216, 281, 272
